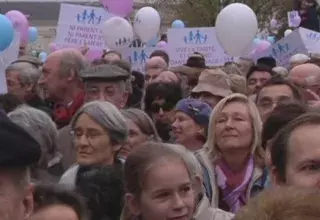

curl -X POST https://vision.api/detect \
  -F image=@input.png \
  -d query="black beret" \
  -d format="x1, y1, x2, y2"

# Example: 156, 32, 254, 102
0, 112, 41, 167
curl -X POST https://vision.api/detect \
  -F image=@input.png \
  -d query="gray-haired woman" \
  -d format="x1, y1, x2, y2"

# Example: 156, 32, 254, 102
8, 105, 62, 182
59, 100, 128, 188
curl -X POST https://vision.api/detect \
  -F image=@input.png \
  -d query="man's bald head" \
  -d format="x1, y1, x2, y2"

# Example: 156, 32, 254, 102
289, 63, 320, 86
48, 48, 87, 77
146, 56, 168, 69
154, 71, 179, 83
145, 56, 168, 84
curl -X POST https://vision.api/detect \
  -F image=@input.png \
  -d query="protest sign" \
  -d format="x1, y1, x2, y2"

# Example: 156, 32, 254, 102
121, 47, 158, 73
287, 11, 299, 27
254, 29, 308, 67
55, 3, 113, 50
167, 27, 235, 67
0, 32, 20, 94
298, 27, 320, 52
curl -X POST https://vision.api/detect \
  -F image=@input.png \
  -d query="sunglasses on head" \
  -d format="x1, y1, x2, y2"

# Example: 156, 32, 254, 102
150, 102, 174, 113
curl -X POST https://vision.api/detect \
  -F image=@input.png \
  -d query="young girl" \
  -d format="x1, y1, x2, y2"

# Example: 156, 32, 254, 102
124, 142, 196, 220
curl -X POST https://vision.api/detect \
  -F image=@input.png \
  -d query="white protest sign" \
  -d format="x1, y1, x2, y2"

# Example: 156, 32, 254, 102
0, 31, 20, 94
254, 29, 308, 68
121, 47, 158, 73
167, 27, 235, 67
288, 11, 299, 28
55, 3, 113, 49
298, 27, 320, 53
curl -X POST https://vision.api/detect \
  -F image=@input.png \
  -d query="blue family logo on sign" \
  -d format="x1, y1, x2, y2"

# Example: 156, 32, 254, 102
306, 32, 320, 42
115, 38, 131, 47
184, 30, 208, 44
77, 9, 102, 25
271, 43, 290, 57
129, 49, 149, 64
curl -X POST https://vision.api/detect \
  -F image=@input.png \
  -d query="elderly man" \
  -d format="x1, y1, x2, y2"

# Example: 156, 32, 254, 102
0, 111, 41, 220
81, 64, 131, 109
5, 62, 51, 116
38, 48, 86, 128
58, 64, 131, 170
102, 50, 122, 62
145, 56, 168, 84
289, 53, 310, 69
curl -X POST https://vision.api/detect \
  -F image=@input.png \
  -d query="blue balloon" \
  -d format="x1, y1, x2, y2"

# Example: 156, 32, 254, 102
39, 52, 47, 62
28, 26, 38, 43
0, 14, 14, 52
171, 19, 185, 28
267, 36, 276, 44
253, 37, 261, 45
146, 35, 159, 47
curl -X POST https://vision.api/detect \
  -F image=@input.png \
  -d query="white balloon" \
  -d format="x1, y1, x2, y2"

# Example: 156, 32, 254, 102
284, 29, 292, 37
215, 3, 258, 56
101, 17, 133, 50
133, 7, 161, 43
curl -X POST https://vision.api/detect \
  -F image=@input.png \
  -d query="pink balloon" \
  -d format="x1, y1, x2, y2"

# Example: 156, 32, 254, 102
86, 49, 103, 61
157, 41, 167, 48
100, 0, 133, 17
5, 10, 29, 44
256, 40, 271, 53
49, 43, 58, 52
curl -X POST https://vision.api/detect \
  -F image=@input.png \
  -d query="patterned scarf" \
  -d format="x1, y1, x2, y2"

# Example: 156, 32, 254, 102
53, 92, 84, 129
215, 156, 254, 213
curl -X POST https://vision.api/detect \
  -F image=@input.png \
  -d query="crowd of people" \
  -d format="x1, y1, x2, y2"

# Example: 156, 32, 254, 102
2, 38, 320, 220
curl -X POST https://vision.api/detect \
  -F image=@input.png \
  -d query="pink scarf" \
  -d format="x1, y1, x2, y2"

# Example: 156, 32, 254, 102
215, 156, 254, 213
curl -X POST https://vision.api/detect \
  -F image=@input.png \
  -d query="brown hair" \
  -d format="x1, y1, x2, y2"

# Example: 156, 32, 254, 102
234, 186, 320, 220
271, 113, 320, 182
121, 108, 162, 142
124, 142, 193, 196
122, 142, 195, 220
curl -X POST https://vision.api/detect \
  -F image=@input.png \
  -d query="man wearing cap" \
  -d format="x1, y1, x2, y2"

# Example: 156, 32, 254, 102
81, 64, 131, 109
191, 69, 233, 108
0, 112, 41, 220
57, 64, 131, 170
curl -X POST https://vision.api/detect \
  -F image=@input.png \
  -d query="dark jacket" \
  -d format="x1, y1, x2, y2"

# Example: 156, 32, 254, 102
27, 95, 53, 117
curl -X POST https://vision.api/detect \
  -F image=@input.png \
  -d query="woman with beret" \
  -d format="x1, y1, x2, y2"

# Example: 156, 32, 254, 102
172, 98, 212, 152
59, 101, 128, 188
172, 98, 216, 206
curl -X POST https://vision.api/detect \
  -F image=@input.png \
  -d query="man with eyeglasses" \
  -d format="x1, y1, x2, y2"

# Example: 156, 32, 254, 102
81, 64, 131, 109
256, 76, 305, 123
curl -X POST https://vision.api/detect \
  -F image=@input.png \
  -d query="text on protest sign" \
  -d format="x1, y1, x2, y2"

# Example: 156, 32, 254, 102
55, 3, 113, 50
167, 27, 235, 67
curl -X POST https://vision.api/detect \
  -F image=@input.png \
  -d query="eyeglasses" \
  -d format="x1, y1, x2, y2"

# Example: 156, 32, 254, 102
150, 102, 174, 113
70, 129, 107, 143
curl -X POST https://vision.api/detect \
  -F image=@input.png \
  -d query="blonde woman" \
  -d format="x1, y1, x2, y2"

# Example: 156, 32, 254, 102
198, 93, 266, 213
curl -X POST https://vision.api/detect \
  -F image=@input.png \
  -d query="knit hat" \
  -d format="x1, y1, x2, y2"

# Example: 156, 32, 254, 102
175, 98, 212, 126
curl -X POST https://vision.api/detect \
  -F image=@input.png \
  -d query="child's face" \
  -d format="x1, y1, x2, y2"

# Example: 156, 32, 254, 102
126, 158, 196, 220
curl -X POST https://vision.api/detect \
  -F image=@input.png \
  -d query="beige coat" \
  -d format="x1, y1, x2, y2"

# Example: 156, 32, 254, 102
195, 196, 234, 220
195, 149, 265, 208
57, 125, 77, 171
